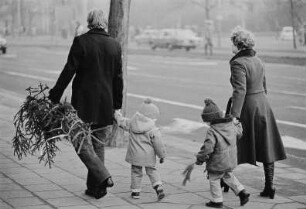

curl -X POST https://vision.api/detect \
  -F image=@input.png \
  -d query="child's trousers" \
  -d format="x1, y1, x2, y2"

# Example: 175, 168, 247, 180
131, 165, 162, 192
208, 171, 244, 202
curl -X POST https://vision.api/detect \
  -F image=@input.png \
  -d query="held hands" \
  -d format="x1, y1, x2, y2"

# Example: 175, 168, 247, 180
233, 117, 239, 125
114, 109, 122, 123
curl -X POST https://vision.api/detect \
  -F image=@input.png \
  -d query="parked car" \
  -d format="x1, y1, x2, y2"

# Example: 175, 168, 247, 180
134, 29, 159, 45
279, 26, 295, 40
0, 35, 7, 54
150, 29, 201, 51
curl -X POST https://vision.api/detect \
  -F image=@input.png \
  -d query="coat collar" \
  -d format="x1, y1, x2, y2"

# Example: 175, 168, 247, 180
210, 116, 233, 125
230, 48, 256, 63
87, 28, 110, 36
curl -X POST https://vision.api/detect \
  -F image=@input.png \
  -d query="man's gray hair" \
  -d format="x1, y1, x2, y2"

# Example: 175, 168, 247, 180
87, 9, 107, 30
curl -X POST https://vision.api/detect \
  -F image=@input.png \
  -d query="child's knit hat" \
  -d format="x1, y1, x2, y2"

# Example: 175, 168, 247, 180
201, 98, 223, 122
138, 98, 160, 119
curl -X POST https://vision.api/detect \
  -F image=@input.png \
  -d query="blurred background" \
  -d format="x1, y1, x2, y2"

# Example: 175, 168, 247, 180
0, 0, 306, 50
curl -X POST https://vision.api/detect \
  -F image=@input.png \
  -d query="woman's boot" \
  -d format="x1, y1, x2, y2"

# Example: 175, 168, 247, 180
260, 162, 276, 199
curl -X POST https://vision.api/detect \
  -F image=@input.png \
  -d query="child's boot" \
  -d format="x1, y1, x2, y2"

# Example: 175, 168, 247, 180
131, 192, 140, 199
154, 185, 165, 200
238, 189, 250, 206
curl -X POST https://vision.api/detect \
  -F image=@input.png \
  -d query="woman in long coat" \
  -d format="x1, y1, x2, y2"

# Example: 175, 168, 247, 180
229, 27, 286, 199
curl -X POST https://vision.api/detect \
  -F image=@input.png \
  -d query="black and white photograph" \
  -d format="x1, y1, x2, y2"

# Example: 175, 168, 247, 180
0, 0, 306, 208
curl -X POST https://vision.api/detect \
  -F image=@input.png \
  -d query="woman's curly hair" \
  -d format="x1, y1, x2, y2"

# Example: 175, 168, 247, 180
230, 26, 255, 50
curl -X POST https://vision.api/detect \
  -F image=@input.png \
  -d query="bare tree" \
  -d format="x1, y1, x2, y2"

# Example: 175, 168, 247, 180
290, 0, 297, 49
190, 0, 218, 20
107, 0, 131, 147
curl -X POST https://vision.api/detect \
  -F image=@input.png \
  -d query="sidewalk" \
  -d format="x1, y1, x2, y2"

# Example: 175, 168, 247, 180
1, 91, 306, 208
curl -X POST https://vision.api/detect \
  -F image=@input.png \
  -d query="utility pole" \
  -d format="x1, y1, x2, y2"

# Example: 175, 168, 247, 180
108, 0, 131, 147
289, 0, 297, 49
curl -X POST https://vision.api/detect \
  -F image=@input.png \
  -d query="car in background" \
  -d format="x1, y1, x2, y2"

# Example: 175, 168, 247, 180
150, 29, 201, 51
0, 35, 7, 54
134, 29, 159, 45
279, 26, 295, 40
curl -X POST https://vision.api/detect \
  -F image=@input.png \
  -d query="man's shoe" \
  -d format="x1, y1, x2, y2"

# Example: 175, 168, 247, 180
238, 189, 250, 206
85, 189, 107, 199
101, 177, 114, 188
95, 187, 107, 199
106, 177, 114, 187
85, 189, 95, 198
206, 201, 223, 208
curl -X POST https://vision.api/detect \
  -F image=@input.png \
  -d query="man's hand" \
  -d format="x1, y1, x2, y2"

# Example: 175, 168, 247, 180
48, 89, 60, 104
114, 109, 122, 122
160, 158, 164, 164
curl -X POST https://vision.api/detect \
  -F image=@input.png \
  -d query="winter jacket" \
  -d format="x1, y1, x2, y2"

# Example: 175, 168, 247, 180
196, 117, 242, 173
49, 28, 123, 126
117, 112, 166, 167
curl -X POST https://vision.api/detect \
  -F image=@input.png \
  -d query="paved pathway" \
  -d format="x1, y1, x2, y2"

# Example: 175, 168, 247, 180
1, 92, 306, 209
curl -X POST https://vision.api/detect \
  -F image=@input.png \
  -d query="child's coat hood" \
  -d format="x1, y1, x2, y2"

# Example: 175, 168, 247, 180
129, 112, 155, 134
210, 118, 234, 145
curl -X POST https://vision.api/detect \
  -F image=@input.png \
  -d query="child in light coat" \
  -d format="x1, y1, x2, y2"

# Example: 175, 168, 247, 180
114, 98, 166, 200
184, 98, 250, 208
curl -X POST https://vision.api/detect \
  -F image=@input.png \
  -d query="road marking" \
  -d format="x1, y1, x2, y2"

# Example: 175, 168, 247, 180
1, 89, 305, 151
127, 93, 203, 110
272, 75, 306, 82
128, 93, 306, 129
3, 72, 305, 129
1, 54, 17, 58
162, 118, 306, 151
29, 68, 61, 74
282, 136, 306, 150
287, 106, 306, 111
4, 71, 53, 81
276, 120, 306, 129
269, 90, 306, 97
127, 66, 138, 71
162, 118, 208, 134
151, 59, 218, 66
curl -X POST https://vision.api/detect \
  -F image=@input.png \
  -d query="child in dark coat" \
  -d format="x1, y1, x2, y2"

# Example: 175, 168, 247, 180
184, 98, 250, 208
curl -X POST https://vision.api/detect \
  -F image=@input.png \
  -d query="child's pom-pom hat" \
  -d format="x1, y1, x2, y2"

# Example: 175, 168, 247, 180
201, 98, 223, 122
138, 98, 160, 119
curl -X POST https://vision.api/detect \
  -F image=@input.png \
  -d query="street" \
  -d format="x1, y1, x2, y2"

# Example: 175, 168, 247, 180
0, 45, 306, 169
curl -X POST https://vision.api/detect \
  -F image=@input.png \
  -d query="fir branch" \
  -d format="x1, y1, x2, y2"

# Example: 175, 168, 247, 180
12, 83, 94, 168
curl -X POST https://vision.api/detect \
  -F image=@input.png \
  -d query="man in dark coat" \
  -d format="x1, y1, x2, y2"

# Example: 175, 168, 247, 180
49, 9, 123, 199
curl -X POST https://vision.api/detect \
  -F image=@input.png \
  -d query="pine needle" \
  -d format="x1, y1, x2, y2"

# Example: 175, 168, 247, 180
12, 83, 95, 168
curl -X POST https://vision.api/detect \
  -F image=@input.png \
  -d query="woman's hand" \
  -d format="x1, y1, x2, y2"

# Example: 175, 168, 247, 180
233, 117, 240, 124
